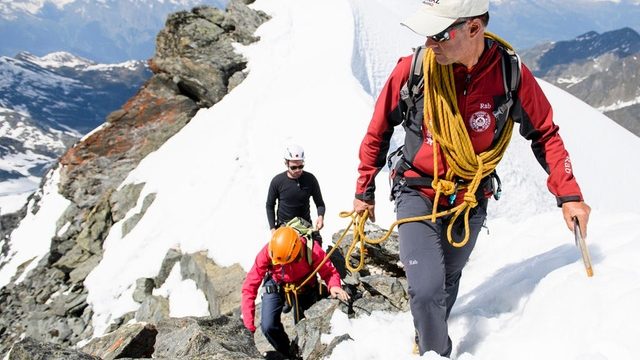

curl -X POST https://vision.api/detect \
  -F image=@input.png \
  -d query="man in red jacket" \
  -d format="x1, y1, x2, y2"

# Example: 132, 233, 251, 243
241, 226, 349, 358
353, 0, 591, 357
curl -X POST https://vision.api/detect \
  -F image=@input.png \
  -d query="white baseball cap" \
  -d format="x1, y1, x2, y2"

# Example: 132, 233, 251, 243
401, 0, 489, 37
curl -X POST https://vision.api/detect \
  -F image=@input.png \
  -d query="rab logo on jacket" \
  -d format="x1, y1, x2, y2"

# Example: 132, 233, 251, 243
469, 111, 491, 132
564, 156, 573, 174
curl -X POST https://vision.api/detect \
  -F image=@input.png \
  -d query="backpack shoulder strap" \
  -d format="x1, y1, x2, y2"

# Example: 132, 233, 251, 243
493, 43, 522, 143
305, 238, 313, 267
399, 45, 427, 118
285, 217, 315, 266
502, 47, 521, 96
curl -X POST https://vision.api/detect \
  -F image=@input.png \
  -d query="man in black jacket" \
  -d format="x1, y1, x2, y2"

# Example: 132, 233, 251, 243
266, 144, 326, 243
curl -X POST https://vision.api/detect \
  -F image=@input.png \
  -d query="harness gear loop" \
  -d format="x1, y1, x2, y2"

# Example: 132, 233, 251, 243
282, 283, 302, 322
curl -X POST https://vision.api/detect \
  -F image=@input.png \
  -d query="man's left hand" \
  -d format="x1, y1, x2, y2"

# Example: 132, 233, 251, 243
561, 201, 591, 238
315, 216, 324, 231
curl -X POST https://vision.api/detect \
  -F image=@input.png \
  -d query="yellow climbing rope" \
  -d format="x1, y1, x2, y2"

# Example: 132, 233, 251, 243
423, 32, 515, 247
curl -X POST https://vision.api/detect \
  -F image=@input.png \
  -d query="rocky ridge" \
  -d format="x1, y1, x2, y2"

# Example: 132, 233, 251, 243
0, 0, 267, 356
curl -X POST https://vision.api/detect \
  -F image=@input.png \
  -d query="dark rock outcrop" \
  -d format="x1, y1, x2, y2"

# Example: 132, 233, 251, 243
150, 3, 266, 107
10, 316, 262, 360
179, 251, 246, 317
81, 323, 157, 360
153, 316, 262, 359
122, 248, 247, 327
8, 337, 100, 360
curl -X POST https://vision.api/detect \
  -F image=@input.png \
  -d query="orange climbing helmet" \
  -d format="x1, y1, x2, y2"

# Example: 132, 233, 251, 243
269, 226, 302, 265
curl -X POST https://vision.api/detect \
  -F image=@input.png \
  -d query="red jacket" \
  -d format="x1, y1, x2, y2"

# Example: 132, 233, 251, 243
356, 40, 583, 206
241, 238, 341, 332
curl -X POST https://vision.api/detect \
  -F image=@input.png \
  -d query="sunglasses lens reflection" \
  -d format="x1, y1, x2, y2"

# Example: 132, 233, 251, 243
430, 20, 466, 42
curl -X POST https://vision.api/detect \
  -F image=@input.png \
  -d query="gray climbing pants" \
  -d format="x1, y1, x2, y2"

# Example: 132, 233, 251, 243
396, 185, 487, 357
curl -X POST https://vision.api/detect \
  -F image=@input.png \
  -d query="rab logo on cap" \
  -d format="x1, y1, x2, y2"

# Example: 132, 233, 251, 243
422, 0, 440, 5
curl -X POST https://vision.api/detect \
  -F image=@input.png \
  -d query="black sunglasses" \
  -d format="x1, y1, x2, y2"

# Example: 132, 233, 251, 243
289, 165, 304, 171
430, 20, 468, 42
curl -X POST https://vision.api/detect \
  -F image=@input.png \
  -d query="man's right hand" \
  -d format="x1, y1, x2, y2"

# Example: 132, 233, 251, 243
353, 198, 376, 222
562, 201, 591, 238
329, 286, 351, 302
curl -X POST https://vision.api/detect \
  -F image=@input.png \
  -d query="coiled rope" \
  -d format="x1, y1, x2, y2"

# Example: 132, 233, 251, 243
424, 31, 515, 247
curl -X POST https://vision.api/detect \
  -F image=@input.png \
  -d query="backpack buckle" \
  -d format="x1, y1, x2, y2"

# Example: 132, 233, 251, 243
264, 283, 281, 294
492, 173, 502, 201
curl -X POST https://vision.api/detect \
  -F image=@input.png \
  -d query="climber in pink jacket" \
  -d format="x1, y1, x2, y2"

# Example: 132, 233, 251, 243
241, 226, 349, 357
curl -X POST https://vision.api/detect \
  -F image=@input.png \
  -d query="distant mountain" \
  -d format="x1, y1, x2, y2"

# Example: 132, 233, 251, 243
1, 52, 151, 134
2, 0, 639, 63
0, 51, 152, 200
488, 0, 640, 50
0, 106, 72, 185
0, 0, 227, 63
520, 28, 640, 136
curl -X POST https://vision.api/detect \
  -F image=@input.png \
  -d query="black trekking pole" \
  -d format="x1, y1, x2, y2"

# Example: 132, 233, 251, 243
573, 216, 593, 277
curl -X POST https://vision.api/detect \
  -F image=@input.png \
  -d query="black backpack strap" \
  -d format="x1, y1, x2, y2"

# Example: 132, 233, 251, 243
493, 45, 521, 144
399, 46, 427, 119
502, 47, 521, 97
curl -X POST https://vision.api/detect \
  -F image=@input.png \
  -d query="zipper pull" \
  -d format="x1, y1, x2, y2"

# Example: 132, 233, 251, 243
463, 74, 471, 95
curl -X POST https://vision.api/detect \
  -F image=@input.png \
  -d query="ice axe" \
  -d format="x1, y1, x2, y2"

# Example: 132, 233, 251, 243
573, 216, 593, 277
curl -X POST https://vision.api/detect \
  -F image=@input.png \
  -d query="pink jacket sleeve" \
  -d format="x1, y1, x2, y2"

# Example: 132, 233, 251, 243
240, 245, 270, 332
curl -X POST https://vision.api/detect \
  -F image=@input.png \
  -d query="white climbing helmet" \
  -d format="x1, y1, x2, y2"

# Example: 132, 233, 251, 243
284, 144, 305, 161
